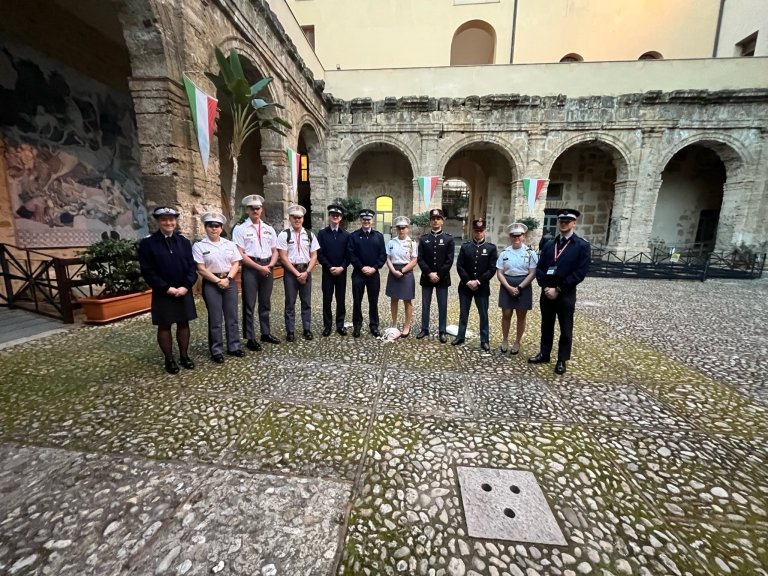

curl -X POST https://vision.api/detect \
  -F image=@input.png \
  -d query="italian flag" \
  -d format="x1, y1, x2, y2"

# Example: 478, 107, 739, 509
418, 176, 439, 209
522, 178, 547, 214
286, 148, 301, 203
182, 75, 217, 174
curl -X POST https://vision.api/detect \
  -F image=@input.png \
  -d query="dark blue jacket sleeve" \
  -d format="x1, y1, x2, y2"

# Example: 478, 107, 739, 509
480, 244, 498, 284
180, 237, 198, 289
438, 236, 455, 279
348, 234, 362, 271
375, 233, 387, 269
456, 245, 469, 284
138, 236, 169, 292
317, 229, 331, 269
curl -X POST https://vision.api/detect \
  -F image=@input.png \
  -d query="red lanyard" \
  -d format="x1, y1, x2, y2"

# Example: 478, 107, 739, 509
554, 238, 571, 262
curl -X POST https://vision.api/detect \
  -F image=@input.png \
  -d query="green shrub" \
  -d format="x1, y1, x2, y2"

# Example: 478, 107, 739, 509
81, 231, 148, 296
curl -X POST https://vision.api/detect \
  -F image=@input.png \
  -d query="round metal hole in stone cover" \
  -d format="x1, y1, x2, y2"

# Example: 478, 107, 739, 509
510, 485, 521, 494
481, 483, 492, 492
503, 508, 516, 518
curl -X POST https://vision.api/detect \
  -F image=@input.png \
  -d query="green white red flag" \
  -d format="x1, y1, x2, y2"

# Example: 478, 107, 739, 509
522, 178, 547, 213
418, 176, 439, 209
182, 75, 217, 174
286, 148, 301, 203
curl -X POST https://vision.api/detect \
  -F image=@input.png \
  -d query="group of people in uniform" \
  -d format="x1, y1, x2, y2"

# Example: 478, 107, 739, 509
137, 199, 590, 376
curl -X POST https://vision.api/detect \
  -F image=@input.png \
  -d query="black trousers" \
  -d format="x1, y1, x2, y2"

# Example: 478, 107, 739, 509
352, 270, 380, 331
539, 288, 577, 361
322, 268, 347, 329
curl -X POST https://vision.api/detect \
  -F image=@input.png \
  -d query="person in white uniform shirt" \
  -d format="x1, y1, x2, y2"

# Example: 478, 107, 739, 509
496, 222, 538, 354
276, 204, 320, 341
192, 211, 244, 363
232, 194, 280, 350
385, 215, 418, 337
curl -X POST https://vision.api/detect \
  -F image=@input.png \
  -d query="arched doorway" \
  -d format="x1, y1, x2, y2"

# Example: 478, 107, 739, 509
442, 145, 514, 244
297, 122, 324, 230
547, 142, 619, 246
216, 58, 269, 227
652, 145, 726, 253
346, 143, 414, 232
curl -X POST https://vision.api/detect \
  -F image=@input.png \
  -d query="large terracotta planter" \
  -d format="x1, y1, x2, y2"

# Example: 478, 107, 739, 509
80, 290, 152, 324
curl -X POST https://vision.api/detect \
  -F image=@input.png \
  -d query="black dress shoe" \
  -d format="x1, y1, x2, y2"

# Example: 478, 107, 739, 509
260, 334, 281, 344
303, 329, 314, 340
555, 360, 567, 375
322, 327, 332, 337
353, 328, 361, 338
481, 342, 490, 352
337, 327, 348, 336
164, 358, 180, 374
212, 354, 225, 364
451, 337, 465, 346
400, 330, 410, 338
439, 333, 448, 343
246, 339, 262, 351
227, 349, 245, 357
286, 332, 295, 342
370, 328, 381, 337
528, 352, 551, 364
416, 329, 429, 339
179, 356, 195, 370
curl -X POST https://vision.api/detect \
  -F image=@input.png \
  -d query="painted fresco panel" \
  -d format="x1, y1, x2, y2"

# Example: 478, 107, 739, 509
0, 40, 146, 248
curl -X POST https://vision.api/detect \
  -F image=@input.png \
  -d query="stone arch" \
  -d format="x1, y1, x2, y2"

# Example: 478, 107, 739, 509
297, 120, 327, 229
342, 135, 419, 178
542, 132, 632, 181
656, 132, 751, 180
437, 134, 522, 178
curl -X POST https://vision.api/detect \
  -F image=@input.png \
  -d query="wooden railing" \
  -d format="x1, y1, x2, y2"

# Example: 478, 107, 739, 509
0, 243, 99, 324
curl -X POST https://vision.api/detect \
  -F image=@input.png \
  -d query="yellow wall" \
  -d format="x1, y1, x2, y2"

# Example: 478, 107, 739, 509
324, 57, 768, 99
288, 0, 513, 69
513, 0, 720, 63
287, 0, 720, 69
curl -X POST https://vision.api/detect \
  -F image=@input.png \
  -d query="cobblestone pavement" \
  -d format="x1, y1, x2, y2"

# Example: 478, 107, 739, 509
0, 269, 766, 575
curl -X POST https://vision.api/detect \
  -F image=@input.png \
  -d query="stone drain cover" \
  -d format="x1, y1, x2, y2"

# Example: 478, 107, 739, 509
457, 467, 567, 545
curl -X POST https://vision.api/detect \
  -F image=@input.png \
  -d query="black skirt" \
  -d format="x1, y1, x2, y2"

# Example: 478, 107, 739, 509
151, 289, 197, 325
386, 264, 415, 300
498, 274, 533, 310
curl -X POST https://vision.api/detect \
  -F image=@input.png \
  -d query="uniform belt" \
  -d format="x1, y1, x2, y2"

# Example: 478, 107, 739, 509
252, 257, 271, 264
213, 272, 229, 279
294, 263, 308, 272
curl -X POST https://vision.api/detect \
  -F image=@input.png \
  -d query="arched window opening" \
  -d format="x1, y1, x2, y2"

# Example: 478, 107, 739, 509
375, 195, 393, 232
559, 53, 584, 63
639, 51, 663, 60
450, 20, 496, 65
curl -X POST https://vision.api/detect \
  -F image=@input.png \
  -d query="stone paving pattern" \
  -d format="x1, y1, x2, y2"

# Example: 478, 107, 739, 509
0, 269, 766, 575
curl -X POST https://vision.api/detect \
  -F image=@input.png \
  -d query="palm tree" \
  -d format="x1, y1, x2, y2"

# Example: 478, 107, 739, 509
206, 48, 291, 223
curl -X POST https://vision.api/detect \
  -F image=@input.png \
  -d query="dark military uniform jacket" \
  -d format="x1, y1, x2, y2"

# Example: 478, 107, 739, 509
456, 239, 498, 296
535, 233, 591, 292
417, 229, 455, 288
347, 228, 387, 272
138, 230, 198, 293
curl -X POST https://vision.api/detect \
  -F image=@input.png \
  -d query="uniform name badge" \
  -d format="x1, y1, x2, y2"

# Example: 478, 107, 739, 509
547, 266, 558, 276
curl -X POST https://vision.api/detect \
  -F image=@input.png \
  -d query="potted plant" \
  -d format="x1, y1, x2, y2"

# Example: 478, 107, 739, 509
78, 231, 151, 323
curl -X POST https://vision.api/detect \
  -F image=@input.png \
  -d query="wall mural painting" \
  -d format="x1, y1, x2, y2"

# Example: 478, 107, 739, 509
0, 40, 147, 248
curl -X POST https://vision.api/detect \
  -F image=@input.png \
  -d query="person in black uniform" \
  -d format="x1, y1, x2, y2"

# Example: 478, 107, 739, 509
347, 209, 387, 337
317, 203, 350, 336
138, 206, 198, 374
416, 208, 455, 343
452, 218, 498, 351
528, 208, 591, 375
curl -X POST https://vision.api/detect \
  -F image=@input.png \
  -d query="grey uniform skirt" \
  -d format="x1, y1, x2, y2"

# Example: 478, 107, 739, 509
151, 290, 197, 325
498, 274, 533, 310
386, 264, 415, 300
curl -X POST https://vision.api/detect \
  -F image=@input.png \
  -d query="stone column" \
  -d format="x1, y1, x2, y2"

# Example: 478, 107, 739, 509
129, 77, 216, 237
716, 178, 756, 250
516, 131, 549, 247
615, 128, 665, 254
260, 147, 290, 231
606, 179, 638, 252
